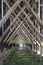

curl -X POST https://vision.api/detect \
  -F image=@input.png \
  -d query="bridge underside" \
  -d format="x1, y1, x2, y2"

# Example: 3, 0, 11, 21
0, 0, 43, 61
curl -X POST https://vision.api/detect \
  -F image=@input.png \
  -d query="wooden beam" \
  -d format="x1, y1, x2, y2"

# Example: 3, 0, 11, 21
0, 6, 25, 42
19, 6, 43, 39
21, 15, 43, 43
3, 21, 21, 43
9, 28, 20, 44
7, 11, 41, 46
9, 27, 35, 45
4, 0, 16, 18
7, 21, 23, 43
0, 0, 22, 27
21, 13, 43, 39
24, 0, 43, 29
7, 18, 41, 46
22, 23, 41, 46
21, 27, 37, 45
9, 26, 21, 43
0, 11, 21, 42
9, 18, 40, 46
4, 0, 43, 39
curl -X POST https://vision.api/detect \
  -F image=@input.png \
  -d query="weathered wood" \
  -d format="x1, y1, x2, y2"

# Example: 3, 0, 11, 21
0, 6, 25, 42
5, 8, 42, 46
23, 27, 37, 45
9, 28, 20, 44
4, 0, 16, 17
4, 21, 20, 43
22, 23, 41, 46
0, 0, 22, 27
0, 11, 21, 42
21, 12, 43, 39
0, 0, 42, 48
19, 6, 43, 39
24, 0, 43, 29
5, 1, 43, 42
9, 27, 35, 46
7, 17, 41, 46
1, 0, 42, 42
6, 3, 43, 43
9, 30, 31, 44
2, 7, 25, 43
7, 22, 23, 43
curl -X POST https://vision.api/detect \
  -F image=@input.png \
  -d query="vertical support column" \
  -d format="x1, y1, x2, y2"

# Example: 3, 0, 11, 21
2, 0, 3, 18
10, 17, 12, 31
35, 0, 40, 32
1, 0, 4, 33
36, 0, 41, 55
32, 43, 36, 54
41, 42, 43, 57
38, 0, 41, 55
32, 44, 34, 52
35, 0, 41, 55
38, 0, 40, 18
37, 45, 41, 55
41, 46, 43, 56
32, 44, 34, 55
34, 42, 36, 53
38, 0, 40, 32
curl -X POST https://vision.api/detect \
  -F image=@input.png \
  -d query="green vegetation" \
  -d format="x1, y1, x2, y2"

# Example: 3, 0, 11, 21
3, 48, 42, 65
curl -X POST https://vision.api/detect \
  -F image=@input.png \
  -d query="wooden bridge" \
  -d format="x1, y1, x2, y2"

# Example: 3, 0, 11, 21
0, 0, 43, 65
